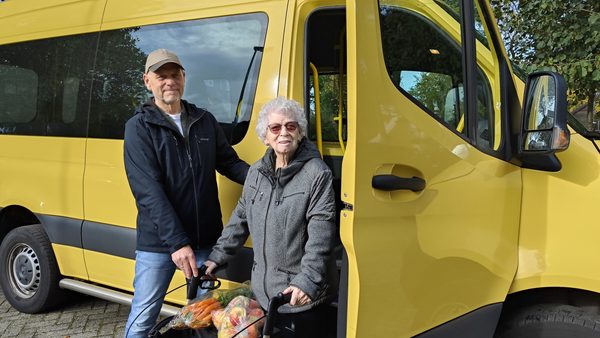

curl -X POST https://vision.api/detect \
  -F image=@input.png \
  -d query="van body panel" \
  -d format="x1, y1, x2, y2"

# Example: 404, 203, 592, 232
101, 0, 284, 30
84, 140, 136, 227
81, 250, 135, 288
0, 0, 106, 44
344, 1, 520, 336
0, 136, 86, 219
512, 132, 600, 294
83, 139, 137, 286
52, 244, 89, 280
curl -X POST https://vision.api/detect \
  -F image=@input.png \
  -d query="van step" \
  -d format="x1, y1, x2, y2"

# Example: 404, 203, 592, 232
59, 278, 179, 317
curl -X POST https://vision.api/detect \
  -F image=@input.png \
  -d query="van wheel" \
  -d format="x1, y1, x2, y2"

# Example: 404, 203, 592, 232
495, 304, 600, 338
0, 224, 64, 313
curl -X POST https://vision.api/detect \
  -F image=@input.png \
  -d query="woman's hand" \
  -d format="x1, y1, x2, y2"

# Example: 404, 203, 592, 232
203, 260, 218, 275
282, 286, 312, 306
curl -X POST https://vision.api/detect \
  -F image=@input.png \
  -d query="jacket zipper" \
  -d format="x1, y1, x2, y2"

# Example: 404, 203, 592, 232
262, 176, 275, 302
274, 168, 282, 206
184, 116, 202, 249
172, 134, 184, 168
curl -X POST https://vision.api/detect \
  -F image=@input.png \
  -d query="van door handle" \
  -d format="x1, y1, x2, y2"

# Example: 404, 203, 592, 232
371, 175, 426, 192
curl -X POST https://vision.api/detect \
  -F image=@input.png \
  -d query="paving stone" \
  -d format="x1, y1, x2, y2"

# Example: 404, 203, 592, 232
3, 324, 24, 337
36, 323, 72, 333
13, 331, 35, 338
0, 290, 129, 337
43, 312, 61, 321
56, 312, 75, 325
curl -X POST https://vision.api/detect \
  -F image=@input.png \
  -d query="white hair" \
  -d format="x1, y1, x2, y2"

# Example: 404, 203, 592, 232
255, 97, 308, 142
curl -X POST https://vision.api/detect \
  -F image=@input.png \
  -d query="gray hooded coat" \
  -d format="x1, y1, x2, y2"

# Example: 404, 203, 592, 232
208, 139, 338, 313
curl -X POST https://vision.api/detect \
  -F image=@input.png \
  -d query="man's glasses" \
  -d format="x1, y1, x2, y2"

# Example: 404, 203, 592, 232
267, 122, 299, 134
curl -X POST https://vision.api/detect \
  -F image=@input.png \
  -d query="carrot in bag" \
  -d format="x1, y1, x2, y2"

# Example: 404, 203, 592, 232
188, 301, 223, 329
169, 295, 223, 329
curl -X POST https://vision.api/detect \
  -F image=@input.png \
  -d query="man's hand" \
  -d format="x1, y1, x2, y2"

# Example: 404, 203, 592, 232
171, 245, 197, 279
282, 286, 311, 306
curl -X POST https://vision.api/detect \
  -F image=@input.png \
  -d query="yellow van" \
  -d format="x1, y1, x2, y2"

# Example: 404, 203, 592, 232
0, 0, 593, 337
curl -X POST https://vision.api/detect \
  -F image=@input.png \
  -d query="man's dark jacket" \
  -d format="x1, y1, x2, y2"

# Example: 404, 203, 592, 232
124, 99, 249, 254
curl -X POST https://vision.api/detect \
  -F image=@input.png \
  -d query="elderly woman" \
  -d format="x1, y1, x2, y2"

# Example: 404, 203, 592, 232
204, 97, 337, 337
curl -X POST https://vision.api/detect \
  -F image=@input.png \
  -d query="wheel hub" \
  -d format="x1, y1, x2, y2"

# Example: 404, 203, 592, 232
8, 244, 41, 298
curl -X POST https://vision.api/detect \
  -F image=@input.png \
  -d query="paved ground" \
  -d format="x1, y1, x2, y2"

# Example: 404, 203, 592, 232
0, 289, 130, 337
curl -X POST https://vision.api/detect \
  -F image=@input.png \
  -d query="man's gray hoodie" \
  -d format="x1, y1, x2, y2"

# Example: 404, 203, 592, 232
208, 139, 338, 313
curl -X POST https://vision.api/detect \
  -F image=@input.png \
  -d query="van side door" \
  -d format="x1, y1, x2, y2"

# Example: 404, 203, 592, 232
83, 0, 286, 303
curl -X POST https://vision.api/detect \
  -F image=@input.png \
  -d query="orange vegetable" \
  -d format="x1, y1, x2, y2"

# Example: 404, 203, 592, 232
173, 296, 223, 329
198, 301, 222, 319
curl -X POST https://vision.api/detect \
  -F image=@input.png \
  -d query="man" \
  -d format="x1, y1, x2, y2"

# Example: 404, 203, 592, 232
123, 49, 249, 337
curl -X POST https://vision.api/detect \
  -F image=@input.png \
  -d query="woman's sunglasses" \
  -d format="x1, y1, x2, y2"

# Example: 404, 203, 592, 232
267, 122, 299, 134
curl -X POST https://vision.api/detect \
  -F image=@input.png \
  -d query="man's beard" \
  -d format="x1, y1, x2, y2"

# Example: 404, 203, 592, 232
157, 92, 181, 105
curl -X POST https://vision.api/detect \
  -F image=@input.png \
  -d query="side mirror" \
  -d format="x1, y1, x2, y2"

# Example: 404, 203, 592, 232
520, 71, 570, 153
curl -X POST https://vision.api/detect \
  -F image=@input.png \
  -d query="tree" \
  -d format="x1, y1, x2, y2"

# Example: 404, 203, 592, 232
89, 28, 147, 139
309, 74, 345, 142
490, 0, 600, 129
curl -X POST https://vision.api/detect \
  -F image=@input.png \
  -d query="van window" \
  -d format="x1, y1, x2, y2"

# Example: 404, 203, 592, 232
62, 77, 81, 124
89, 13, 268, 142
0, 65, 37, 124
379, 4, 495, 150
0, 34, 96, 137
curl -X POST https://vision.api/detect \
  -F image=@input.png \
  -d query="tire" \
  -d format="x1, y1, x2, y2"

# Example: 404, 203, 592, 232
495, 304, 600, 338
0, 224, 65, 313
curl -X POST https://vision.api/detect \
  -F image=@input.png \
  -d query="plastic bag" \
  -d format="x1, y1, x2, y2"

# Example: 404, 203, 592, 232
167, 283, 255, 330
210, 283, 254, 307
169, 296, 223, 329
215, 295, 265, 338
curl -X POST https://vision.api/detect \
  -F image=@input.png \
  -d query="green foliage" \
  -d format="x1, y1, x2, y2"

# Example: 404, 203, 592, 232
490, 0, 599, 127
409, 73, 453, 118
309, 74, 346, 142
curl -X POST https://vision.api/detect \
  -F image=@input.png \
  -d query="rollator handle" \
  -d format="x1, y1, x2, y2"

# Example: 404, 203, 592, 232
263, 292, 293, 338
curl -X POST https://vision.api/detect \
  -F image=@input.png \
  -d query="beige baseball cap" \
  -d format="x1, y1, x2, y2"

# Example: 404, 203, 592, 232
144, 49, 184, 73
